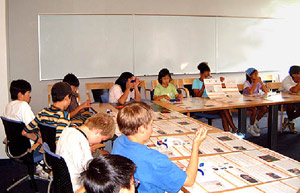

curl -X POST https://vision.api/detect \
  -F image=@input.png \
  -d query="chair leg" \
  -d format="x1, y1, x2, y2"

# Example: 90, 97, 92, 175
28, 164, 39, 193
280, 105, 284, 133
6, 175, 30, 192
208, 118, 212, 126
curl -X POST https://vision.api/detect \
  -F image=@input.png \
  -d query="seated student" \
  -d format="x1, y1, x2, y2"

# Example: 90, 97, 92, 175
22, 82, 72, 143
112, 102, 207, 193
193, 62, 238, 132
243, 68, 268, 137
4, 79, 35, 129
280, 65, 300, 134
56, 113, 115, 192
63, 73, 92, 120
109, 72, 141, 104
80, 154, 137, 193
153, 68, 183, 101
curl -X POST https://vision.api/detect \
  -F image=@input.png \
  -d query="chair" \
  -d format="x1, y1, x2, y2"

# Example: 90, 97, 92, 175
266, 82, 285, 132
1, 116, 44, 192
237, 84, 244, 94
39, 123, 57, 153
177, 78, 220, 125
43, 142, 73, 193
86, 82, 115, 103
48, 84, 81, 107
263, 74, 275, 83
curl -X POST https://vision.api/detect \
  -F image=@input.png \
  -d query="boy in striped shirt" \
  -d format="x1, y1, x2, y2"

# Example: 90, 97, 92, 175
22, 82, 73, 142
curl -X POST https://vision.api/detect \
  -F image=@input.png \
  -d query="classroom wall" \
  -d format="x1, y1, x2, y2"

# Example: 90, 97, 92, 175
7, 0, 299, 115
1, 0, 9, 159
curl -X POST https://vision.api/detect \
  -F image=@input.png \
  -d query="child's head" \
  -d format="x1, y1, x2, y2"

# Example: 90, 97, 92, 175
245, 68, 258, 84
115, 72, 135, 92
81, 154, 137, 193
10, 79, 32, 103
158, 68, 172, 85
63, 73, 80, 92
117, 102, 153, 140
197, 62, 210, 78
84, 113, 115, 144
289, 66, 300, 82
51, 82, 72, 109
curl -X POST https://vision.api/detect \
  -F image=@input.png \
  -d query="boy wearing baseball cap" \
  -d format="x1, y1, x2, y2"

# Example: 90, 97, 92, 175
22, 82, 73, 142
280, 65, 300, 133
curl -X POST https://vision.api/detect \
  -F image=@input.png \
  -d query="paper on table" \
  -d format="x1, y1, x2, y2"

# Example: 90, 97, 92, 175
255, 181, 298, 193
204, 79, 226, 99
223, 187, 263, 193
169, 118, 213, 132
281, 177, 300, 189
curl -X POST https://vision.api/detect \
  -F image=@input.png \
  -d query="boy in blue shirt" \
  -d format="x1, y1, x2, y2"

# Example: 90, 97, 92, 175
112, 102, 207, 193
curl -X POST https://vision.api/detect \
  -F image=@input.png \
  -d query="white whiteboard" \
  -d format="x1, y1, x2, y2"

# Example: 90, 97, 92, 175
134, 16, 216, 76
216, 17, 287, 73
39, 15, 134, 80
39, 15, 300, 80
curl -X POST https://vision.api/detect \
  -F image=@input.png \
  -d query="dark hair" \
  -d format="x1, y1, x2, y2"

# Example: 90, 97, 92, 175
10, 79, 32, 100
197, 62, 210, 74
158, 68, 172, 84
246, 70, 257, 84
63, 73, 80, 87
51, 82, 72, 102
289, 65, 300, 77
117, 102, 153, 136
115, 72, 134, 93
81, 155, 136, 193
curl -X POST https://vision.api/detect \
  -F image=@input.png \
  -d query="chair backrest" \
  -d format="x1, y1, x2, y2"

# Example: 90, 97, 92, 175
266, 82, 281, 91
86, 82, 115, 102
137, 80, 148, 99
237, 84, 244, 93
263, 74, 275, 83
43, 143, 73, 193
178, 78, 195, 97
48, 84, 81, 107
39, 123, 57, 153
1, 116, 31, 157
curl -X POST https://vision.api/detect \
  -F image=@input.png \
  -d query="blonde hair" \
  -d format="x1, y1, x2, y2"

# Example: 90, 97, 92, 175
85, 113, 115, 137
117, 102, 153, 136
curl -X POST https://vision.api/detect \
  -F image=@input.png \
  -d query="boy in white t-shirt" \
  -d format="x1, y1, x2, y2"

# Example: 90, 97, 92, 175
280, 65, 300, 133
56, 113, 115, 192
4, 79, 35, 126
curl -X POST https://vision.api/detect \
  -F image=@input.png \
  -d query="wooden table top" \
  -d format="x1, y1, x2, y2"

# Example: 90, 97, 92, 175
153, 92, 300, 113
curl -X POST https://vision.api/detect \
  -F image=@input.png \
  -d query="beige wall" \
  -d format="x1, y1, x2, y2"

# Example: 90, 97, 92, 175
7, 0, 299, 116
1, 0, 9, 158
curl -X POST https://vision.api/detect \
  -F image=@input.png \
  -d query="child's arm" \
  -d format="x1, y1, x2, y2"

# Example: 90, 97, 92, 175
133, 78, 142, 102
245, 78, 259, 95
259, 79, 268, 93
118, 81, 131, 104
289, 82, 300, 93
193, 84, 205, 97
69, 100, 92, 118
154, 95, 171, 101
184, 128, 207, 186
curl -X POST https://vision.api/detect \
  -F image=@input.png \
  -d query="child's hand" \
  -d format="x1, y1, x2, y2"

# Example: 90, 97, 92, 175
162, 95, 171, 100
126, 79, 131, 90
178, 94, 184, 100
134, 77, 140, 88
193, 128, 207, 147
220, 77, 225, 82
81, 100, 91, 109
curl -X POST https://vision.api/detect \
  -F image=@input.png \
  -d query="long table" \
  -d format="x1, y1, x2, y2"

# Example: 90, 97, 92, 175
153, 92, 300, 151
91, 102, 300, 192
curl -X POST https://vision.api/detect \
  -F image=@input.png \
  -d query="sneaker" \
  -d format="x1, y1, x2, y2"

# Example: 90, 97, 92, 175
282, 118, 289, 131
247, 125, 260, 137
35, 164, 50, 179
288, 123, 298, 134
253, 124, 260, 134
254, 119, 260, 130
